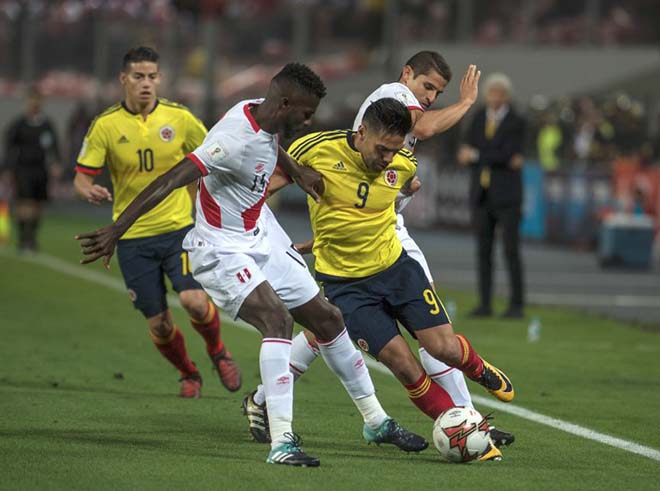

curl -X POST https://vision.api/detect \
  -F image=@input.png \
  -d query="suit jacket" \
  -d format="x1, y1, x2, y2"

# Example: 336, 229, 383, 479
465, 106, 525, 209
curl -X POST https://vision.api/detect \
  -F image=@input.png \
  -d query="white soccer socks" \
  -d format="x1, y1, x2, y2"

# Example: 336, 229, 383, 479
317, 328, 387, 430
260, 338, 294, 447
253, 331, 320, 406
418, 347, 474, 409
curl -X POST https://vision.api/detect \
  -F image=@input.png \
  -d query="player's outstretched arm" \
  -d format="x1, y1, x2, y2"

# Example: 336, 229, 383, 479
277, 146, 323, 202
75, 158, 202, 269
412, 64, 481, 140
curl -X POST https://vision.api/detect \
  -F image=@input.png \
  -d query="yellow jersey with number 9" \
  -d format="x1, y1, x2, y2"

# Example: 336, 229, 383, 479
76, 99, 207, 239
288, 130, 417, 279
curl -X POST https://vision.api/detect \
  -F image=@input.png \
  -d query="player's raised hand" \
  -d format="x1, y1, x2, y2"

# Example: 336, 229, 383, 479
293, 165, 324, 203
459, 65, 481, 106
75, 224, 122, 270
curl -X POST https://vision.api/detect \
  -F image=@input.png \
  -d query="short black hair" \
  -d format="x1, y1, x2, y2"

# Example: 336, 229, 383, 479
273, 63, 327, 99
362, 98, 412, 137
122, 46, 160, 71
404, 50, 452, 82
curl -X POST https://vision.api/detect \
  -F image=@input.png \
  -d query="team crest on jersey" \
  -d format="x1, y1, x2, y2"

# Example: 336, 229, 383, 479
159, 125, 175, 142
255, 162, 265, 173
357, 338, 369, 352
384, 169, 398, 187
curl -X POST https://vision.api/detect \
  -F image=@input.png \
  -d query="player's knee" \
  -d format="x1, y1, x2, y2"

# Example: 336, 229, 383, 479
422, 334, 461, 366
179, 290, 208, 319
148, 315, 173, 339
261, 306, 294, 339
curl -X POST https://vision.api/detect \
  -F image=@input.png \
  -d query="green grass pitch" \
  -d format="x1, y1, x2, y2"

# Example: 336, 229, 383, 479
1, 212, 659, 490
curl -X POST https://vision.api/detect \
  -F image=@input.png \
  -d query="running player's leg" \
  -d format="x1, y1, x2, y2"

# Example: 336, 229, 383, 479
162, 227, 241, 391
185, 231, 317, 466
329, 278, 454, 422
264, 227, 426, 452
396, 217, 475, 407
391, 255, 514, 403
116, 235, 199, 397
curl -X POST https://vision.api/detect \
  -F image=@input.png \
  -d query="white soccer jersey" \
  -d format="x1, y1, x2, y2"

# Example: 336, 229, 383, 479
188, 99, 278, 249
352, 82, 424, 152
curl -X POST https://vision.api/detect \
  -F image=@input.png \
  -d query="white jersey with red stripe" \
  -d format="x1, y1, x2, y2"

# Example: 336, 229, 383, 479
187, 98, 278, 250
352, 82, 424, 152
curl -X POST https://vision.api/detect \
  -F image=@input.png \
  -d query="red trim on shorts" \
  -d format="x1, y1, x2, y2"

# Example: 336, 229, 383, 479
241, 182, 270, 231
243, 104, 261, 132
187, 153, 209, 176
289, 364, 304, 375
199, 180, 222, 228
75, 164, 103, 176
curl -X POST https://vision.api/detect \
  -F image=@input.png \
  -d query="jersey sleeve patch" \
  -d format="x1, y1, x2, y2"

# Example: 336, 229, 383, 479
190, 134, 241, 174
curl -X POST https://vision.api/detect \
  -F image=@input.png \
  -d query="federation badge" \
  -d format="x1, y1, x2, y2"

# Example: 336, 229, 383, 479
384, 169, 398, 187
159, 125, 175, 142
205, 142, 227, 163
357, 338, 369, 352
255, 162, 265, 173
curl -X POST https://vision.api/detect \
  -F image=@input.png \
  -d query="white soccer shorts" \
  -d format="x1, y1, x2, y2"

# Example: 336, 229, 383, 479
183, 222, 319, 319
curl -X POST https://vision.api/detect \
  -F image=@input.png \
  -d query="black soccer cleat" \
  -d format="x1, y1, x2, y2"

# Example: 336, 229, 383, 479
363, 418, 429, 452
241, 390, 271, 443
489, 426, 515, 448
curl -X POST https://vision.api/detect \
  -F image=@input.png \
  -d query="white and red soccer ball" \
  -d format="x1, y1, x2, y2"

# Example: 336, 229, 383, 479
432, 407, 491, 463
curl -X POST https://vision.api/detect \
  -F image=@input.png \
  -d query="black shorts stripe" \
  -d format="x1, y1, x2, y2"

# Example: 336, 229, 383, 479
290, 131, 348, 160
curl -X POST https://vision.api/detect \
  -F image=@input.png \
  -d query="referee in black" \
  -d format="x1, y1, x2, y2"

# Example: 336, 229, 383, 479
3, 88, 61, 252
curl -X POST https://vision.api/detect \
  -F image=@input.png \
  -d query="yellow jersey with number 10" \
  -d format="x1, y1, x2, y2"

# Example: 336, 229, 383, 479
288, 130, 417, 279
76, 99, 207, 239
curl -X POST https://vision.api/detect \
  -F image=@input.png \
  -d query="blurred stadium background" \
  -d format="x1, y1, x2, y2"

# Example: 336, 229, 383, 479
2, 0, 659, 325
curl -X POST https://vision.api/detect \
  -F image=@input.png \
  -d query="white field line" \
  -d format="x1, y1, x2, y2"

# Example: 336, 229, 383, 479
4, 250, 660, 462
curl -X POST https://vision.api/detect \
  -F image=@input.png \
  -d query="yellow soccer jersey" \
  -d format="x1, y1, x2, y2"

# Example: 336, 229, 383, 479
289, 130, 417, 279
76, 99, 207, 239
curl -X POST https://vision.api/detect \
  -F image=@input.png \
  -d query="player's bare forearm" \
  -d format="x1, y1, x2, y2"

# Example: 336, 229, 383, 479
76, 158, 201, 268
113, 158, 201, 234
413, 64, 479, 140
413, 100, 473, 140
268, 171, 292, 197
277, 146, 323, 202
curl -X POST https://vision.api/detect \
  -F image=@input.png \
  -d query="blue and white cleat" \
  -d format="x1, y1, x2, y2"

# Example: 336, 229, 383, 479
266, 433, 320, 467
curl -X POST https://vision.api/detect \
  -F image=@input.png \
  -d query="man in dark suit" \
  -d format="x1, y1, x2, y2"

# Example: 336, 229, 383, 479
458, 73, 526, 318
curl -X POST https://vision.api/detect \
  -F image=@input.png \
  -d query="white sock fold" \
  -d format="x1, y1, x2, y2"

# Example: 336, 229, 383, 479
260, 338, 294, 448
419, 347, 474, 408
317, 328, 387, 429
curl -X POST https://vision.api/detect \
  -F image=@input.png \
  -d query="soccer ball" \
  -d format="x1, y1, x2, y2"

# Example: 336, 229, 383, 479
432, 407, 491, 463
